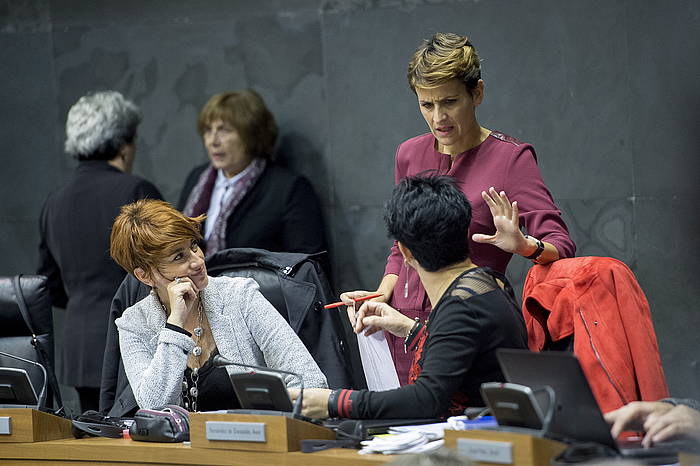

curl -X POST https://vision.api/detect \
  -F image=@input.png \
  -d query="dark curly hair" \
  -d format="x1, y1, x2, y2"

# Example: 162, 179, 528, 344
384, 174, 471, 272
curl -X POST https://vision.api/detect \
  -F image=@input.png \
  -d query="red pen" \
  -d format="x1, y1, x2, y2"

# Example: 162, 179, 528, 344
323, 293, 383, 309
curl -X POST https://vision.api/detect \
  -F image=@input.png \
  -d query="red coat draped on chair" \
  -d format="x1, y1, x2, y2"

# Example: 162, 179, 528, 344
522, 256, 669, 413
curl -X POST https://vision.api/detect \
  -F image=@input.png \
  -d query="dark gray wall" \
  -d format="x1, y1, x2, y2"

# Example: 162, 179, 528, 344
2, 0, 698, 413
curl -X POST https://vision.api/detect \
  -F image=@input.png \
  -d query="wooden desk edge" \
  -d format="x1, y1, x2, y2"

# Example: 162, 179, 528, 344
0, 437, 391, 465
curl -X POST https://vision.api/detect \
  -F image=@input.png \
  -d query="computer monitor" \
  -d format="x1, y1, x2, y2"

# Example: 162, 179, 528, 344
228, 372, 294, 412
0, 367, 39, 408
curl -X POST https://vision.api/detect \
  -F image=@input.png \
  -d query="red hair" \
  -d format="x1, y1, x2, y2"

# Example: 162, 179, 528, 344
110, 199, 205, 276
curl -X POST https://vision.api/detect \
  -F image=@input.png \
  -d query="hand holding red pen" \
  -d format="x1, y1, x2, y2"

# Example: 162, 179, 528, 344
336, 290, 387, 327
323, 292, 384, 309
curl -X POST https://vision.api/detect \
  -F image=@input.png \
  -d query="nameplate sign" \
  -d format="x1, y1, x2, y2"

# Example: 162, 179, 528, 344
205, 421, 266, 442
457, 438, 513, 464
0, 417, 10, 435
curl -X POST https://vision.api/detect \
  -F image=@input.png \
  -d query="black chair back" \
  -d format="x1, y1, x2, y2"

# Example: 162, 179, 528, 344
0, 275, 61, 409
207, 248, 364, 389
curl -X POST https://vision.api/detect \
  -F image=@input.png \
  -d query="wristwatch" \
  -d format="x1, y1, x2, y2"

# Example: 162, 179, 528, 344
524, 235, 545, 262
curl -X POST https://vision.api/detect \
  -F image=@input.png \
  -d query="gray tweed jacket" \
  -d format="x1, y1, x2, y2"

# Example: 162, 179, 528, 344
115, 275, 327, 409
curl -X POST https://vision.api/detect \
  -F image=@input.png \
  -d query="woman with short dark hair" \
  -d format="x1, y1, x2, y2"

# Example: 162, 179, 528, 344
292, 175, 528, 419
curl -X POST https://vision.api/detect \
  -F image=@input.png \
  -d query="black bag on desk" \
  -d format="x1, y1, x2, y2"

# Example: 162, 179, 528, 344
72, 410, 128, 438
129, 405, 190, 442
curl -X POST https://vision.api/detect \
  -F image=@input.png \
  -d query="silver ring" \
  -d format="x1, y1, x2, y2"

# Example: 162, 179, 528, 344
174, 277, 181, 283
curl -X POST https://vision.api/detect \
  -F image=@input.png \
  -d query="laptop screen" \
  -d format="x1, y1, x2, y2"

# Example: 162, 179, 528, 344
495, 349, 616, 448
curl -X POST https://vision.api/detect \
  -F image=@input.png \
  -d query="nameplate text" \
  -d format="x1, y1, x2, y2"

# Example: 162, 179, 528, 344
205, 421, 266, 442
457, 438, 513, 464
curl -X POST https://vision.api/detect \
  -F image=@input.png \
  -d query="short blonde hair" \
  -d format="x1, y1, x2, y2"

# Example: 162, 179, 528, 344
407, 33, 481, 95
196, 90, 278, 160
110, 199, 205, 276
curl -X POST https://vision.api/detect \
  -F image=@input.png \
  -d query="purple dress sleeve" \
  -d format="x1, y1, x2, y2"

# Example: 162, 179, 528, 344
505, 146, 576, 259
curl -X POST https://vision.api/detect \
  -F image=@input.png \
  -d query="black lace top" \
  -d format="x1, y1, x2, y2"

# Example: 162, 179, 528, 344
329, 267, 529, 419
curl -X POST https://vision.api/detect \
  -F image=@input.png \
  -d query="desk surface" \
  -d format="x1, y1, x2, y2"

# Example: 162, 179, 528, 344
2, 433, 699, 466
0, 437, 392, 465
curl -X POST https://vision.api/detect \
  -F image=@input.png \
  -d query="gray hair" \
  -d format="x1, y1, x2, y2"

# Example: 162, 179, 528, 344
64, 90, 141, 160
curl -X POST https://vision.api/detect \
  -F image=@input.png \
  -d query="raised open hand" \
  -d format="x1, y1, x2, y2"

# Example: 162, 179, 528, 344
472, 187, 529, 255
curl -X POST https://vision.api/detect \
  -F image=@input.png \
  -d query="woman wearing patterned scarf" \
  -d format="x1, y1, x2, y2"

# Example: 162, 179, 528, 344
178, 90, 326, 258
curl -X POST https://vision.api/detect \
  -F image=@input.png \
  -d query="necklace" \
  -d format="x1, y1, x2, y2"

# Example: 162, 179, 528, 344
154, 290, 205, 412
184, 298, 204, 412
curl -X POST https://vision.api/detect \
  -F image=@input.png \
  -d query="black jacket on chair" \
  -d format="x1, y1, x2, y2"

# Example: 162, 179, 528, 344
178, 162, 327, 256
99, 248, 365, 417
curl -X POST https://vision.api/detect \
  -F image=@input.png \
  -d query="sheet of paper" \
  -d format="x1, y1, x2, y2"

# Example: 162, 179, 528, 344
356, 329, 400, 391
358, 431, 444, 455
389, 422, 448, 439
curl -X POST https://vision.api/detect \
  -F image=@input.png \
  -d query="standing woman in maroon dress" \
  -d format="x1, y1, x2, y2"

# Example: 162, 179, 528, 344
341, 32, 576, 385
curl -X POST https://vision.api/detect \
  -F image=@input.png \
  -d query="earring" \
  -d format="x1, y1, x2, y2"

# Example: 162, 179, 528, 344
404, 262, 409, 298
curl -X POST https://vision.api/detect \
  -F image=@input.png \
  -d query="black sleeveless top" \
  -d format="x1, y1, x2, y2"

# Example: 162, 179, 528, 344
184, 351, 240, 411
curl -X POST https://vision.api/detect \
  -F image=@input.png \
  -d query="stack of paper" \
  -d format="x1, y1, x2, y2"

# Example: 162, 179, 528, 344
356, 330, 400, 391
389, 422, 448, 438
358, 431, 444, 455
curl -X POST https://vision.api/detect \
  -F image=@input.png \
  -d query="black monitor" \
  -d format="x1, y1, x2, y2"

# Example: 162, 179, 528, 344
229, 372, 294, 412
0, 367, 39, 408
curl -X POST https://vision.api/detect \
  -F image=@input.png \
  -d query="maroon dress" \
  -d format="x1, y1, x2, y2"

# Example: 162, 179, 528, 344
384, 131, 576, 385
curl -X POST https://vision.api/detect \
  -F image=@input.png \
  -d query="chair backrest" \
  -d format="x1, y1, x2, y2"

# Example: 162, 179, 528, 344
0, 275, 61, 409
206, 248, 365, 390
100, 247, 365, 417
521, 256, 669, 413
209, 259, 290, 322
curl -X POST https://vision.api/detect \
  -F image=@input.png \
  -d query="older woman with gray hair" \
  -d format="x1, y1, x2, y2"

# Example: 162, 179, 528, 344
38, 90, 162, 412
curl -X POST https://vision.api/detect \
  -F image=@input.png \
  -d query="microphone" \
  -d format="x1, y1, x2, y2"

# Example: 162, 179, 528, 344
212, 354, 304, 419
0, 350, 47, 408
